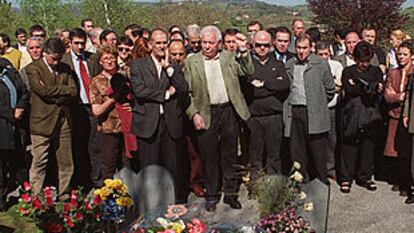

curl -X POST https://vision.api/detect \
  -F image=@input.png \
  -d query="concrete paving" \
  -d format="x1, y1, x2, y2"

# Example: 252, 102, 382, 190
188, 181, 414, 233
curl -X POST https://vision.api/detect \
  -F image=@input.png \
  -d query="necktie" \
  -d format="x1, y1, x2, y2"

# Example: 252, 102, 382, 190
79, 59, 90, 100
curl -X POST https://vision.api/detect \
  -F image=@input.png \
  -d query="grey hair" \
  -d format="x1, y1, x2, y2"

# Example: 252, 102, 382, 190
186, 24, 201, 37
27, 36, 44, 47
200, 25, 222, 41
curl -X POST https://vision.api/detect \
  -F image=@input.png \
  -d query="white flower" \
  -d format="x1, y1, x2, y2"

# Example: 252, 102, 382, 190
293, 161, 301, 170
156, 217, 169, 228
304, 202, 314, 212
298, 191, 307, 200
290, 171, 304, 182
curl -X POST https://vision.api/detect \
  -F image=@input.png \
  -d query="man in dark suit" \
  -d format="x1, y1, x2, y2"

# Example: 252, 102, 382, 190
61, 28, 101, 190
130, 28, 189, 203
272, 26, 295, 64
27, 38, 77, 197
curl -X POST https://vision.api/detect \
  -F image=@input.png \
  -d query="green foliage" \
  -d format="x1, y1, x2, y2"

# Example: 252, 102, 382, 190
0, 205, 41, 233
0, 0, 19, 37
254, 175, 296, 217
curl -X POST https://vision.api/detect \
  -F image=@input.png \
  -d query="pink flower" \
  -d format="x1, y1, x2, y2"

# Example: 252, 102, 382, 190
187, 218, 207, 233
46, 196, 54, 207
164, 204, 188, 219
63, 203, 71, 212
32, 197, 42, 209
23, 181, 32, 191
70, 198, 77, 208
85, 203, 91, 211
75, 211, 83, 221
19, 207, 29, 216
21, 193, 31, 203
93, 195, 101, 206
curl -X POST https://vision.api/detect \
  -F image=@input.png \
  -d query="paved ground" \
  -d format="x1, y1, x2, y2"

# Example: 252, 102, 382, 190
188, 180, 414, 233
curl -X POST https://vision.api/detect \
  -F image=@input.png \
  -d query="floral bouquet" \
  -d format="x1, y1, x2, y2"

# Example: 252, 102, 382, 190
254, 162, 315, 232
131, 205, 207, 233
16, 182, 101, 233
93, 178, 134, 231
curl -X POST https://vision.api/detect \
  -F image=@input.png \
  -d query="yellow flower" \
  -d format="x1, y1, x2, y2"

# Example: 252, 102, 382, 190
111, 179, 123, 189
170, 220, 185, 233
116, 197, 133, 207
99, 187, 111, 200
104, 179, 113, 187
93, 189, 101, 196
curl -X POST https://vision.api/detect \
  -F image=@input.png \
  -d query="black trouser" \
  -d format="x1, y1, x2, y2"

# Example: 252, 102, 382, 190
339, 128, 377, 184
290, 106, 328, 183
71, 104, 101, 190
137, 116, 189, 204
197, 104, 241, 202
248, 114, 283, 180
100, 133, 124, 180
0, 150, 12, 209
327, 108, 337, 177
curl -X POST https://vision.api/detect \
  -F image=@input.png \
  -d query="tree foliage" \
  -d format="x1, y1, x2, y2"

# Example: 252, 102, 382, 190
0, 0, 19, 36
307, 0, 409, 42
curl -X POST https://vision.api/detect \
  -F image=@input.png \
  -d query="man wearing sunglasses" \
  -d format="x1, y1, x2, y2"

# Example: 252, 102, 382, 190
117, 36, 133, 72
244, 31, 289, 197
61, 28, 102, 191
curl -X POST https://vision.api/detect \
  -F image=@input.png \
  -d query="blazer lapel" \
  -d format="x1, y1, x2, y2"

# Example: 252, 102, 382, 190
39, 59, 56, 85
194, 53, 208, 89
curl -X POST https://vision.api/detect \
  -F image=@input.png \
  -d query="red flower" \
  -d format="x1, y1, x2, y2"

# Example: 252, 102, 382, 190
187, 218, 207, 233
43, 221, 63, 233
23, 181, 32, 191
46, 196, 54, 207
21, 193, 31, 203
65, 216, 74, 228
75, 211, 83, 221
93, 195, 101, 206
63, 203, 71, 212
94, 213, 100, 220
19, 207, 29, 216
32, 197, 42, 209
85, 203, 91, 211
70, 198, 77, 208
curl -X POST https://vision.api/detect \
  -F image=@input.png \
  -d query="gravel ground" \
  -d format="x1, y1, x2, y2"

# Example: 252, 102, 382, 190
188, 180, 414, 233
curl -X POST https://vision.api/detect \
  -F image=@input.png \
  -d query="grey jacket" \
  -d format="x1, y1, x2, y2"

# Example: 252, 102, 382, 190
283, 53, 335, 137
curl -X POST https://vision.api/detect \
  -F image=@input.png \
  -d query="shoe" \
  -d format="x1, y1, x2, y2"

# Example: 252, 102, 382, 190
223, 196, 242, 209
191, 184, 206, 197
391, 184, 400, 192
205, 201, 218, 212
405, 195, 414, 204
357, 180, 377, 191
339, 182, 351, 193
399, 191, 408, 197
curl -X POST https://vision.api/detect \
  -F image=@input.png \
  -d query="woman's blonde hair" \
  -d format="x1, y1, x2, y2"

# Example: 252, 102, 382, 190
391, 29, 411, 41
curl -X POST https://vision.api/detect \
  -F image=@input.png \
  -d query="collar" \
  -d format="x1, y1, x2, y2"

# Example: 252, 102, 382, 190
202, 52, 220, 61
151, 54, 162, 67
70, 49, 86, 61
42, 57, 55, 74
253, 54, 269, 64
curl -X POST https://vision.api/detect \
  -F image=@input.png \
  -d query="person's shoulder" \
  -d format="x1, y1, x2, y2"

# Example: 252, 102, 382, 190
328, 59, 343, 69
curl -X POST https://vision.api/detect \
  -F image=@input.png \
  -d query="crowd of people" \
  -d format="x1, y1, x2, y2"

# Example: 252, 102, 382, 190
0, 17, 414, 214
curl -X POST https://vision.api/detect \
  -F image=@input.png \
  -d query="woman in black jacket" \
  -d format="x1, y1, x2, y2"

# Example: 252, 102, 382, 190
338, 41, 384, 193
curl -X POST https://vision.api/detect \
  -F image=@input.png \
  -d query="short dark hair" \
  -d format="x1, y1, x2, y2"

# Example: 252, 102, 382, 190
305, 27, 321, 43
81, 18, 93, 27
295, 33, 312, 47
398, 40, 414, 54
168, 25, 181, 34
315, 40, 331, 52
118, 36, 133, 46
333, 27, 348, 40
247, 21, 263, 30
44, 38, 66, 55
99, 29, 117, 43
69, 28, 87, 40
170, 31, 185, 42
29, 25, 46, 37
274, 26, 291, 39
124, 24, 143, 38
0, 33, 10, 47
15, 28, 26, 37
353, 41, 373, 62
223, 28, 239, 38
292, 18, 304, 26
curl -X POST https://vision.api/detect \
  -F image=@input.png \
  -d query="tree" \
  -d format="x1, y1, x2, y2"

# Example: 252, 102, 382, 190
0, 0, 18, 36
307, 0, 409, 42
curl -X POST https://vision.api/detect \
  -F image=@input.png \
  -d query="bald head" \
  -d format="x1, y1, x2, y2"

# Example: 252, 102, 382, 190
254, 31, 272, 61
169, 40, 186, 66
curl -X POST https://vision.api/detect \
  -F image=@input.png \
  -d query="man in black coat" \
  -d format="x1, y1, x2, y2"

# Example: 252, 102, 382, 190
130, 28, 189, 203
272, 26, 295, 64
0, 58, 28, 210
245, 31, 289, 190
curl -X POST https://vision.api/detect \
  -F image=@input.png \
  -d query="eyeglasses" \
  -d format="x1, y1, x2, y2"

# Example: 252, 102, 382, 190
33, 34, 46, 38
72, 41, 86, 45
255, 43, 271, 48
171, 52, 185, 56
118, 47, 131, 52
